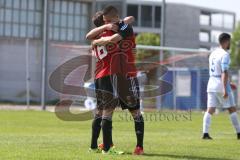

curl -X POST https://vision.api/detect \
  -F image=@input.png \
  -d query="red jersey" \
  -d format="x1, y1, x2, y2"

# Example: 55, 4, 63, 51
93, 28, 137, 79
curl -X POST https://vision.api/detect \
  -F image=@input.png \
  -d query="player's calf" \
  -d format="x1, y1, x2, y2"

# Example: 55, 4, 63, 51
130, 109, 144, 154
102, 115, 113, 152
90, 114, 102, 149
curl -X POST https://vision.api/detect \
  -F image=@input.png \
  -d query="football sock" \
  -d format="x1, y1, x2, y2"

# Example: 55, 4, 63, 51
90, 115, 102, 149
109, 121, 113, 145
134, 114, 144, 148
230, 112, 240, 133
102, 117, 112, 151
203, 112, 211, 133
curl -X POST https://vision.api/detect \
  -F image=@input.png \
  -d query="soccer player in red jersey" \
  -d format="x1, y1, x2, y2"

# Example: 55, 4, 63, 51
87, 6, 144, 155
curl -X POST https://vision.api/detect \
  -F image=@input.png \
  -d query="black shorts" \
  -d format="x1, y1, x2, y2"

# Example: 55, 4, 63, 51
95, 74, 140, 111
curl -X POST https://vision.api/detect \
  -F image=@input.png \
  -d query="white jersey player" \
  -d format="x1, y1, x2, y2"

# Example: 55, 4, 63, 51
202, 33, 240, 140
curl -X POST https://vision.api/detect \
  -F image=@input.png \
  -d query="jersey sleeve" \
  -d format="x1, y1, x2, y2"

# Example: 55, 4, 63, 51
221, 54, 230, 72
117, 21, 133, 39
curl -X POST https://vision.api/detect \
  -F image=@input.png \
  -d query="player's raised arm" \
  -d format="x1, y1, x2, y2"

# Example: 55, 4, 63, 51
118, 22, 134, 39
86, 23, 118, 40
91, 34, 122, 46
123, 16, 135, 24
86, 10, 119, 40
92, 22, 134, 46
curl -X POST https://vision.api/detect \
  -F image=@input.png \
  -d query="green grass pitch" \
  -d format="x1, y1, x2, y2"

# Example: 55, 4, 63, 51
0, 110, 240, 160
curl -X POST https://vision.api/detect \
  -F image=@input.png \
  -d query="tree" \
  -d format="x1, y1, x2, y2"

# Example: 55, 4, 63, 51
135, 33, 162, 93
136, 32, 160, 46
135, 33, 160, 61
231, 21, 240, 67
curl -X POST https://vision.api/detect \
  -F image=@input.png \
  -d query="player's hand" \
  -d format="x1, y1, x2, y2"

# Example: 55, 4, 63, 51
91, 40, 97, 47
230, 82, 237, 90
91, 37, 111, 47
223, 90, 228, 99
104, 23, 118, 32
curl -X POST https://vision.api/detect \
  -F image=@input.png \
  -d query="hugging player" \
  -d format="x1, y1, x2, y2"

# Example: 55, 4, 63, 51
86, 6, 144, 155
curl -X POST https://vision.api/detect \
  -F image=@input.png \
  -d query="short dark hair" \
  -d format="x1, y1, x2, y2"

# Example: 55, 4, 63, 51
219, 33, 231, 44
103, 5, 118, 17
92, 11, 104, 27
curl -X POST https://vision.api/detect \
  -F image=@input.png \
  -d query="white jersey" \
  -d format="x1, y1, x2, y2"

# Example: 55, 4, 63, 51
207, 48, 231, 93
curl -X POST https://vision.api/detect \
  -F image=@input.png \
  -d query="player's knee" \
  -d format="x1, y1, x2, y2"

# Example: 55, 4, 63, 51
94, 113, 102, 119
228, 107, 236, 114
133, 114, 144, 123
103, 109, 114, 117
94, 109, 103, 117
129, 109, 140, 117
207, 108, 215, 115
102, 115, 112, 121
130, 110, 144, 122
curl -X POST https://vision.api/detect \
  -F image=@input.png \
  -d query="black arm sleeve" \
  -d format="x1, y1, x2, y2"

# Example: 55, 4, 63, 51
117, 21, 133, 39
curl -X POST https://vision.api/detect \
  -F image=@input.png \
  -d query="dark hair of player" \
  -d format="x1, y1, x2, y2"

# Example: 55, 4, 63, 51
92, 11, 104, 27
219, 33, 231, 44
102, 5, 119, 17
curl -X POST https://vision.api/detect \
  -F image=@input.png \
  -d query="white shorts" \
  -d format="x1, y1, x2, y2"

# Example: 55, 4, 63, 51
207, 92, 236, 108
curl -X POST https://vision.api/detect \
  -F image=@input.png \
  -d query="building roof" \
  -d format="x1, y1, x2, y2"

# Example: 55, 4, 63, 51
125, 0, 235, 15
